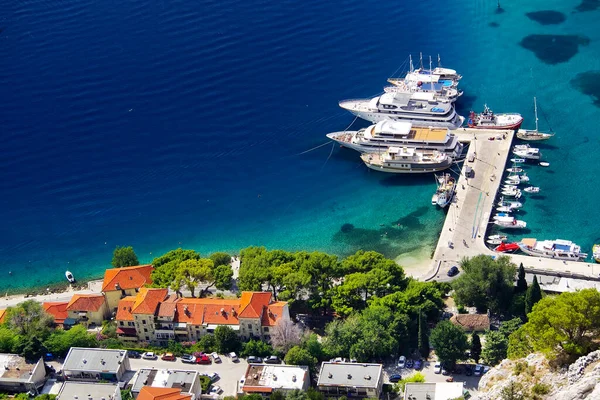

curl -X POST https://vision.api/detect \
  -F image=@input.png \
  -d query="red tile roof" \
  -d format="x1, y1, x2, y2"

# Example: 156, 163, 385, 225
102, 265, 153, 292
203, 301, 240, 325
174, 299, 205, 325
0, 309, 6, 324
137, 387, 192, 400
116, 297, 136, 321
66, 294, 106, 312
261, 302, 287, 327
132, 288, 168, 315
43, 302, 69, 324
238, 292, 272, 319
450, 314, 491, 332
157, 295, 179, 318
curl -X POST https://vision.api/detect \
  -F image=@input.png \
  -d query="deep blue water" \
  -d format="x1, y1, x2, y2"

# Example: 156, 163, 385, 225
1, 0, 599, 292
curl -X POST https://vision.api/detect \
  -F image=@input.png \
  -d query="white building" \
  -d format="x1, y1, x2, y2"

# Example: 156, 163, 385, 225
0, 354, 46, 394
403, 382, 465, 400
57, 382, 122, 400
130, 369, 201, 399
317, 363, 383, 398
63, 348, 130, 382
241, 364, 310, 395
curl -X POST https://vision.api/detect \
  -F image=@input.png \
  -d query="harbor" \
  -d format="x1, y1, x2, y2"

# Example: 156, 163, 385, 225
430, 128, 600, 281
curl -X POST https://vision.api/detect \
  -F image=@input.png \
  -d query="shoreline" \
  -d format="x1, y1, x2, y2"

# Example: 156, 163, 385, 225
0, 278, 104, 308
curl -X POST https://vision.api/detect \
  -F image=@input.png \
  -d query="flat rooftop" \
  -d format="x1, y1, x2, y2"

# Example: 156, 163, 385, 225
404, 382, 464, 400
57, 382, 119, 400
317, 363, 382, 389
243, 364, 308, 391
63, 348, 127, 373
0, 353, 38, 380
131, 369, 199, 393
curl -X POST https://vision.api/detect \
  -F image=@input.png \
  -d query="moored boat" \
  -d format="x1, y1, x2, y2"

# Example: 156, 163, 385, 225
516, 97, 555, 141
360, 147, 452, 174
65, 270, 75, 284
518, 238, 587, 261
501, 187, 522, 198
487, 238, 504, 245
494, 215, 527, 229
494, 242, 521, 252
497, 198, 522, 209
523, 186, 540, 193
467, 104, 523, 130
496, 205, 515, 213
488, 234, 508, 241
432, 173, 456, 208
506, 167, 523, 173
513, 145, 541, 160
510, 158, 525, 163
539, 162, 550, 167
593, 244, 600, 263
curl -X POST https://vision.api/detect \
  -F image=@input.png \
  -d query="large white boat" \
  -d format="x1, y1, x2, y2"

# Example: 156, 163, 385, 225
384, 82, 462, 103
517, 97, 555, 141
494, 215, 527, 229
388, 54, 461, 86
467, 105, 523, 130
518, 238, 588, 261
513, 145, 541, 160
431, 173, 456, 208
360, 147, 452, 174
326, 120, 464, 158
339, 91, 465, 130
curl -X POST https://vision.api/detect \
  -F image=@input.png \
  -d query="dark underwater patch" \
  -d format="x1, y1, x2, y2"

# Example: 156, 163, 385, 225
575, 0, 600, 12
520, 34, 590, 64
525, 10, 566, 25
571, 71, 600, 107
489, 22, 500, 28
341, 223, 354, 233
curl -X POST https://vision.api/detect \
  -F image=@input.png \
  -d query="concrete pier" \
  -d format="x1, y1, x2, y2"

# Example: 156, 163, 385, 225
430, 128, 600, 281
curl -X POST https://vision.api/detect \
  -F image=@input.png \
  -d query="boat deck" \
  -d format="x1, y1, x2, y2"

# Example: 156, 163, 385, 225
428, 128, 600, 281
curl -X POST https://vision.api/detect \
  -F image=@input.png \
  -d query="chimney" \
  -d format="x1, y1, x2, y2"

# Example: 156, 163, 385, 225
347, 374, 352, 379
328, 373, 332, 379
231, 308, 236, 316
292, 375, 296, 382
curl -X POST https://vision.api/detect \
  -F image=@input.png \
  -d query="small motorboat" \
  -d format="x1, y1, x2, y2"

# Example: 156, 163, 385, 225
504, 179, 522, 186
503, 184, 518, 190
65, 270, 76, 284
494, 212, 512, 220
510, 158, 525, 163
506, 167, 523, 173
494, 242, 521, 252
501, 188, 522, 198
496, 206, 514, 213
524, 186, 540, 193
539, 162, 550, 167
593, 244, 600, 263
497, 198, 522, 209
488, 234, 508, 241
487, 238, 504, 245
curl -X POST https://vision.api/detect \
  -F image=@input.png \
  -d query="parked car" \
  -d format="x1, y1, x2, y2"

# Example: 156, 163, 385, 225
181, 354, 195, 364
465, 366, 473, 376
434, 362, 442, 374
474, 364, 483, 376
442, 364, 450, 376
229, 352, 239, 362
202, 372, 219, 382
142, 352, 157, 360
389, 374, 402, 383
210, 386, 222, 395
397, 356, 406, 369
247, 356, 263, 363
210, 352, 221, 363
414, 359, 422, 370
454, 365, 465, 375
406, 359, 414, 368
127, 351, 141, 359
264, 356, 281, 364
196, 354, 211, 364
161, 353, 176, 361
447, 266, 459, 277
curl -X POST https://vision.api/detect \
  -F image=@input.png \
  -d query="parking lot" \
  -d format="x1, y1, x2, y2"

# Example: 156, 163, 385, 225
382, 358, 482, 397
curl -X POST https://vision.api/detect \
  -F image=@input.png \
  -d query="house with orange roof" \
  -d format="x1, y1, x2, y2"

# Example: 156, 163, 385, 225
43, 302, 69, 327
137, 387, 192, 400
101, 265, 153, 311
131, 369, 201, 399
115, 288, 169, 344
66, 294, 109, 327
0, 309, 6, 324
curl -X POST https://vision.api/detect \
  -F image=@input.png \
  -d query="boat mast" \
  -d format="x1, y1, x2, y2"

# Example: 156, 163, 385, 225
419, 52, 423, 70
533, 97, 539, 132
409, 54, 414, 73
429, 56, 434, 91
437, 54, 441, 68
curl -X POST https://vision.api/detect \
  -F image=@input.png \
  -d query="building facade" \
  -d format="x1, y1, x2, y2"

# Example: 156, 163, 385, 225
63, 348, 130, 382
241, 364, 310, 396
317, 363, 383, 398
102, 265, 154, 311
66, 295, 109, 328
0, 354, 46, 394
57, 382, 122, 400
130, 369, 201, 399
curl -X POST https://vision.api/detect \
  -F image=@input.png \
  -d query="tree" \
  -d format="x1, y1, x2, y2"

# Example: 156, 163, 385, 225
15, 335, 46, 360
214, 326, 240, 354
151, 249, 201, 288
112, 246, 139, 268
174, 258, 214, 297
270, 319, 303, 354
284, 346, 317, 371
44, 325, 97, 356
270, 392, 285, 400
500, 381, 526, 400
481, 330, 508, 366
306, 388, 324, 400
210, 252, 232, 269
499, 318, 522, 338
525, 275, 542, 315
508, 289, 600, 363
285, 390, 309, 400
429, 321, 468, 367
196, 334, 217, 353
7, 300, 54, 337
0, 326, 18, 353
302, 333, 325, 361
470, 332, 482, 363
452, 255, 517, 314
241, 340, 273, 358
515, 264, 527, 293
417, 310, 429, 358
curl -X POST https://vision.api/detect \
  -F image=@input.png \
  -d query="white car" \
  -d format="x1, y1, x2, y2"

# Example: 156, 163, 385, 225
202, 372, 219, 382
398, 356, 406, 368
474, 364, 483, 376
142, 352, 157, 360
434, 362, 442, 374
229, 352, 239, 362
210, 352, 221, 363
210, 385, 222, 394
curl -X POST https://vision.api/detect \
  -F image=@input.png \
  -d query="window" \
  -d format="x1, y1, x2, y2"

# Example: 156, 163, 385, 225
142, 320, 147, 324
263, 327, 269, 332
128, 322, 134, 327
144, 328, 148, 333
248, 324, 252, 328
146, 336, 150, 341
120, 321, 124, 326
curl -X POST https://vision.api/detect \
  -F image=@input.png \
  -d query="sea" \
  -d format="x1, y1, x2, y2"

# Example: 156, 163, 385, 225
1, 0, 599, 293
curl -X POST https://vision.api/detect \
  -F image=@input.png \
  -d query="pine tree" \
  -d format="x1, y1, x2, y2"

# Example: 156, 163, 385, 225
525, 275, 542, 315
418, 310, 429, 358
470, 332, 482, 363
516, 263, 528, 293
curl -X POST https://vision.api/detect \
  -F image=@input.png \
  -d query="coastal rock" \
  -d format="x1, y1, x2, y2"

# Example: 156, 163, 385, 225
568, 350, 600, 384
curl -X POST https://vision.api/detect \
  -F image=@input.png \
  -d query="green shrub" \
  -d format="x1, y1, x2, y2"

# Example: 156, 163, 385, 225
396, 372, 425, 392
531, 383, 550, 395
513, 361, 527, 376
457, 305, 467, 314
199, 375, 211, 393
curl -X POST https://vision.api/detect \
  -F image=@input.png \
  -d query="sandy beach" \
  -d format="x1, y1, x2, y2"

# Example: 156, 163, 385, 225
0, 279, 104, 308
395, 246, 435, 280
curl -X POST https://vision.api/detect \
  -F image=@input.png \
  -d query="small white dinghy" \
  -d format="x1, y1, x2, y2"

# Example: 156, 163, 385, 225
65, 270, 75, 284
539, 162, 550, 167
487, 238, 504, 245
488, 234, 508, 241
524, 186, 540, 193
510, 158, 525, 163
506, 167, 523, 173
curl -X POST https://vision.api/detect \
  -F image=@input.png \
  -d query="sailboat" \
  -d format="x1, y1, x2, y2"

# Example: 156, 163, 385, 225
516, 97, 555, 141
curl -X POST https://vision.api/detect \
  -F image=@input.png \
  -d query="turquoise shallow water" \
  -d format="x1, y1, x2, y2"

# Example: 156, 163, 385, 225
0, 0, 599, 292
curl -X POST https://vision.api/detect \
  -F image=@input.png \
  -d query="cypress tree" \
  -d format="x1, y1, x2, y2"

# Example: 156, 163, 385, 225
418, 310, 429, 358
470, 332, 482, 363
525, 275, 542, 314
516, 263, 528, 293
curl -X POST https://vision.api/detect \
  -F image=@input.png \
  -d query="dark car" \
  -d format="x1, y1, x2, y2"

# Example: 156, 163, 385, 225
414, 359, 422, 370
247, 356, 263, 363
127, 351, 141, 359
406, 359, 414, 368
389, 374, 402, 383
264, 356, 281, 364
465, 366, 473, 376
181, 354, 195, 364
447, 266, 459, 277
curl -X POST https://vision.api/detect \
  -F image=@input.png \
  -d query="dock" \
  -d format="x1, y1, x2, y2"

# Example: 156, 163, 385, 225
430, 128, 600, 281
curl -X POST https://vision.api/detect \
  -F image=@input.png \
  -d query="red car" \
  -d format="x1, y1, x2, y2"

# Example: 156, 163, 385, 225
193, 352, 211, 364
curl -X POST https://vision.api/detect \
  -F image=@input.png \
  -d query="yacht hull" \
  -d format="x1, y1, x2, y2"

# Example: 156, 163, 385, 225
342, 108, 464, 130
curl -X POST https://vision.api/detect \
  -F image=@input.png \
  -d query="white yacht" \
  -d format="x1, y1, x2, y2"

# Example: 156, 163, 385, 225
326, 120, 464, 158
384, 82, 462, 103
494, 215, 527, 229
497, 197, 522, 209
431, 173, 456, 208
360, 147, 452, 174
339, 91, 464, 130
513, 145, 541, 160
517, 98, 555, 141
518, 238, 587, 261
388, 54, 462, 86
